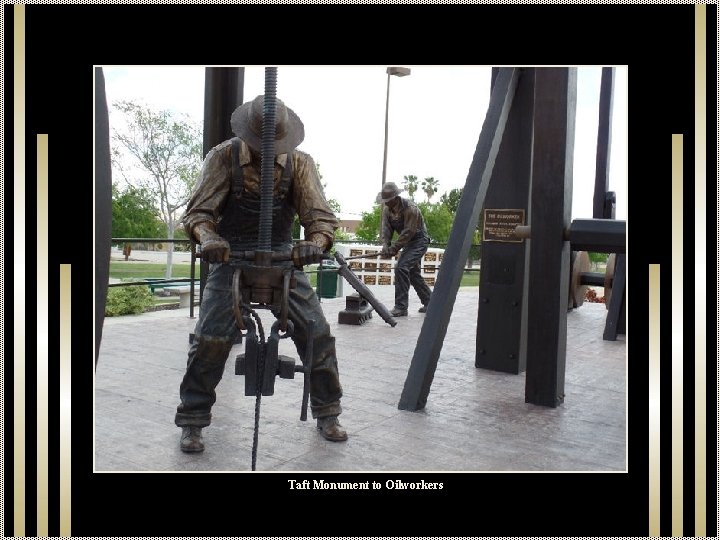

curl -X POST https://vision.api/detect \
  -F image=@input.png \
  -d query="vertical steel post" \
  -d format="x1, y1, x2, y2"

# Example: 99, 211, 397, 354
95, 67, 112, 366
524, 68, 577, 407
476, 68, 535, 374
189, 67, 245, 340
603, 253, 626, 340
203, 67, 245, 154
381, 71, 391, 188
199, 67, 245, 307
593, 67, 615, 219
381, 67, 411, 188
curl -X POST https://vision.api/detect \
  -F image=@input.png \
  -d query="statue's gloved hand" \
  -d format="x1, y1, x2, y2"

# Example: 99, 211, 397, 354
380, 245, 396, 259
194, 222, 230, 263
292, 240, 325, 268
201, 237, 231, 263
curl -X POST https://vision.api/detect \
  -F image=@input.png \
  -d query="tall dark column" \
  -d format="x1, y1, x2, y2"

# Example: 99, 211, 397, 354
476, 68, 535, 374
524, 68, 577, 408
95, 67, 112, 366
603, 253, 626, 340
593, 67, 615, 219
203, 67, 245, 155
198, 68, 245, 305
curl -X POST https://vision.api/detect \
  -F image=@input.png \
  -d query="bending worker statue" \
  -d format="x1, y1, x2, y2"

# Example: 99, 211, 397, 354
175, 95, 348, 453
377, 181, 433, 317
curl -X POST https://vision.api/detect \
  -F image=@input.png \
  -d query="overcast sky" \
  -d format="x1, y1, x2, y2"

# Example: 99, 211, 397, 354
102, 65, 627, 221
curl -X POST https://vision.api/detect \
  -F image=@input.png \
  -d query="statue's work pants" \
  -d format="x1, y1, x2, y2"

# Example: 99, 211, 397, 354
175, 263, 343, 427
394, 234, 433, 311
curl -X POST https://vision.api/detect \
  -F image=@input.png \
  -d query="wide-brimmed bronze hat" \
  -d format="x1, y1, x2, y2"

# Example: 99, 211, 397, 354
231, 95, 304, 155
376, 181, 404, 203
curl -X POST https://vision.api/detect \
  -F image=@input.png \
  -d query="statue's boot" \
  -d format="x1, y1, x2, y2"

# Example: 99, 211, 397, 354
317, 416, 348, 442
180, 426, 204, 453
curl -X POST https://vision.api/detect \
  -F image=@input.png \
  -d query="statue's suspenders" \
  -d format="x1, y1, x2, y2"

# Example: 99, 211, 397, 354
231, 137, 243, 199
278, 152, 293, 199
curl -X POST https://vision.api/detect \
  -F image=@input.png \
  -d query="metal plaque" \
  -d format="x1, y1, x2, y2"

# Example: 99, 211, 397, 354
483, 209, 525, 243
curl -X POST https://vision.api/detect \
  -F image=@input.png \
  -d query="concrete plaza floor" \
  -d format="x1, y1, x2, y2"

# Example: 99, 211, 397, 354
95, 284, 626, 473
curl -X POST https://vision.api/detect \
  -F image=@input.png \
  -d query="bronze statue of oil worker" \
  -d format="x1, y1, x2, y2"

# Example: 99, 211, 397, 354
175, 95, 348, 453
377, 182, 433, 317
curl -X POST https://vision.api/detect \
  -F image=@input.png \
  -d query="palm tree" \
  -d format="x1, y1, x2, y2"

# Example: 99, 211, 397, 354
402, 174, 418, 200
421, 177, 439, 202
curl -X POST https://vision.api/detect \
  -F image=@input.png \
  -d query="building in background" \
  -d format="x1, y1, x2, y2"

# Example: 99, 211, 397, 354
336, 212, 363, 238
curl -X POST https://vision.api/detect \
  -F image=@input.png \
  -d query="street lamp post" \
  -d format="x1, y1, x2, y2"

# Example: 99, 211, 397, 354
382, 66, 411, 188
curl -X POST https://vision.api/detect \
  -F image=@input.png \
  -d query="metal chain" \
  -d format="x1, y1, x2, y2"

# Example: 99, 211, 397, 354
242, 304, 265, 472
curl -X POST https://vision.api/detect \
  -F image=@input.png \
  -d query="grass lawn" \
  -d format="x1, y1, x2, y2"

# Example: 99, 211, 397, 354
110, 262, 481, 288
110, 262, 199, 280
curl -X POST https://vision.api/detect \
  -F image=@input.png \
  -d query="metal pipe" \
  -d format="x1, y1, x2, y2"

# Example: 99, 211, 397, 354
512, 218, 626, 254
381, 67, 411, 188
382, 71, 390, 188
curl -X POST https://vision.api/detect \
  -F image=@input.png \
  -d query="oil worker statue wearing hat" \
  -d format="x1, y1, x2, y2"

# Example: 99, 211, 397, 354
377, 181, 433, 317
175, 95, 347, 453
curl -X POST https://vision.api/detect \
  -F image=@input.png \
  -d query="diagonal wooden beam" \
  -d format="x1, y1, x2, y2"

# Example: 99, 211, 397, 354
398, 67, 520, 411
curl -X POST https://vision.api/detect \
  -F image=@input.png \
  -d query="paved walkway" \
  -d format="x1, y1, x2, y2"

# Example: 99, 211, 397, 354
110, 247, 194, 264
95, 285, 626, 473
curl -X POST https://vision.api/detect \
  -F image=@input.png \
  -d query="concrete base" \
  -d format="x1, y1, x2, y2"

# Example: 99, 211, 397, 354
165, 285, 192, 308
338, 294, 374, 325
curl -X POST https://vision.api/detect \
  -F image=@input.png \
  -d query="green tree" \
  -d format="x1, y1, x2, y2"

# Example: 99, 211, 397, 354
439, 188, 463, 214
402, 174, 418, 200
317, 161, 341, 213
421, 177, 440, 202
172, 227, 190, 251
111, 184, 164, 260
354, 204, 383, 242
292, 161, 341, 240
330, 229, 352, 256
354, 201, 454, 245
440, 188, 483, 243
326, 198, 342, 214
588, 251, 609, 270
418, 202, 454, 243
112, 100, 203, 279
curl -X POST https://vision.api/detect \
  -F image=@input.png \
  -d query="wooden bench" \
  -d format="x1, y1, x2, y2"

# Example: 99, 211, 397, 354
143, 278, 166, 294
143, 278, 199, 293
139, 279, 200, 308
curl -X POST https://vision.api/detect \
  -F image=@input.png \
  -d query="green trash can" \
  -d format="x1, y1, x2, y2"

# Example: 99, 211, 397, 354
316, 260, 343, 298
